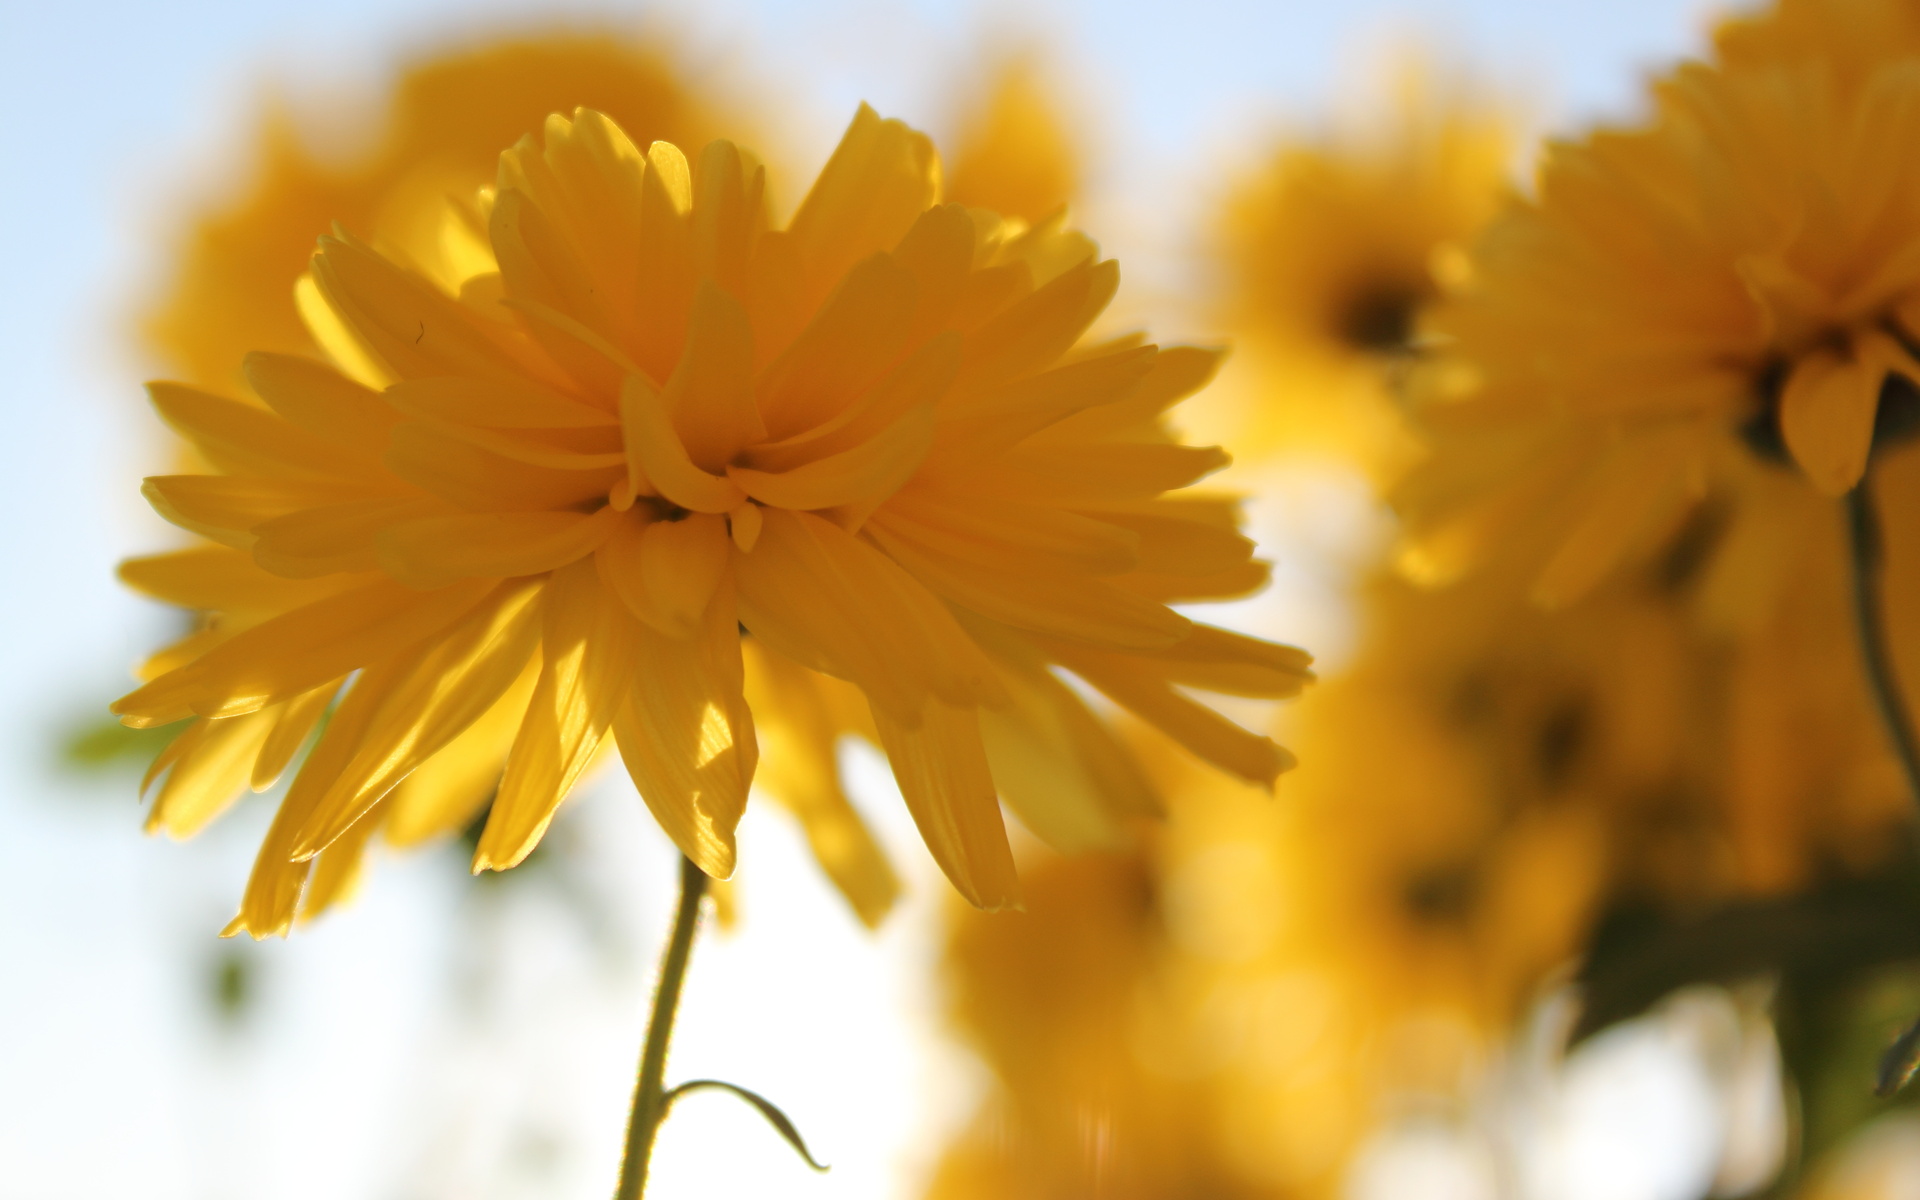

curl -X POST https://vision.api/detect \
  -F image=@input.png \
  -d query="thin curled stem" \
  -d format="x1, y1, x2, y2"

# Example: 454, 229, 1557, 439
1846, 479, 1920, 817
614, 855, 709, 1200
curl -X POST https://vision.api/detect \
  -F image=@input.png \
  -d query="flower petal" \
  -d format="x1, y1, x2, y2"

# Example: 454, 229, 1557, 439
296, 797, 387, 923
140, 475, 374, 549
383, 663, 536, 848
494, 110, 649, 349
744, 332, 959, 474
787, 104, 938, 295
492, 186, 630, 397
1052, 644, 1296, 788
732, 508, 1002, 719
1531, 429, 1698, 609
1027, 344, 1223, 443
728, 501, 763, 551
956, 258, 1118, 391
251, 682, 339, 792
667, 280, 764, 469
474, 560, 637, 871
743, 643, 900, 928
145, 710, 279, 839
113, 577, 495, 726
619, 373, 746, 512
311, 232, 530, 385
253, 496, 446, 578
595, 511, 729, 638
633, 140, 699, 379
118, 545, 348, 615
1094, 500, 1255, 576
890, 204, 977, 341
691, 139, 764, 301
289, 579, 544, 858
998, 443, 1231, 501
877, 488, 1140, 574
295, 271, 390, 390
972, 648, 1143, 854
613, 579, 757, 879
1780, 344, 1880, 496
378, 508, 615, 589
1091, 623, 1315, 699
756, 252, 919, 440
386, 420, 621, 512
728, 401, 934, 515
933, 343, 1158, 462
242, 352, 401, 452
147, 382, 387, 483
228, 657, 414, 937
865, 513, 1189, 648
385, 375, 614, 430
870, 698, 1019, 911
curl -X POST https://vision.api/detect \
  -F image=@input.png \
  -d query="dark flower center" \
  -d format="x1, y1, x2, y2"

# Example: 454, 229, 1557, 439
1334, 278, 1427, 354
1404, 862, 1477, 923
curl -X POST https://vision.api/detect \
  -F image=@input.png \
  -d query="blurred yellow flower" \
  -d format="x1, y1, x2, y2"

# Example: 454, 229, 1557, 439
927, 33, 1920, 1195
927, 851, 1247, 1200
145, 33, 732, 393
1400, 26, 1920, 606
1388, 0, 1920, 899
116, 104, 1310, 935
943, 53, 1080, 226
1716, 0, 1920, 84
1198, 68, 1511, 475
927, 538, 1918, 1198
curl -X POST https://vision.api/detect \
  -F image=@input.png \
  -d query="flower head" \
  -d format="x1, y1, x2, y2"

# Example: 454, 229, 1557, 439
116, 105, 1309, 934
138, 33, 931, 930
1200, 68, 1510, 472
1401, 25, 1920, 604
133, 34, 897, 927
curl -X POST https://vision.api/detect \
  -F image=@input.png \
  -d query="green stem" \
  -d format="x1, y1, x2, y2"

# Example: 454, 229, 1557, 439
1846, 479, 1920, 816
614, 855, 710, 1200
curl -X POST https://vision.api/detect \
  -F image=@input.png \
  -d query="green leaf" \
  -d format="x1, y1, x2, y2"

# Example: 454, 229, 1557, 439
60, 714, 183, 771
663, 1079, 829, 1172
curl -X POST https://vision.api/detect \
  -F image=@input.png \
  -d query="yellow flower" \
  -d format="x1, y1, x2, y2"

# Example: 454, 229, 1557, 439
1196, 68, 1511, 474
129, 37, 1110, 933
921, 34, 1918, 1191
145, 32, 732, 393
928, 25, 1920, 1193
132, 32, 906, 927
1401, 34, 1920, 605
926, 550, 1901, 1198
943, 53, 1080, 226
115, 105, 1310, 936
925, 851, 1234, 1200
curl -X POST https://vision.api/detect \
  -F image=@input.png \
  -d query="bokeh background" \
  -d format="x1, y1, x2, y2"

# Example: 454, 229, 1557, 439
0, 0, 1836, 1197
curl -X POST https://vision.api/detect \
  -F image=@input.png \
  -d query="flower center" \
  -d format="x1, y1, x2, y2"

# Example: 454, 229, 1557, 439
1334, 276, 1428, 354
